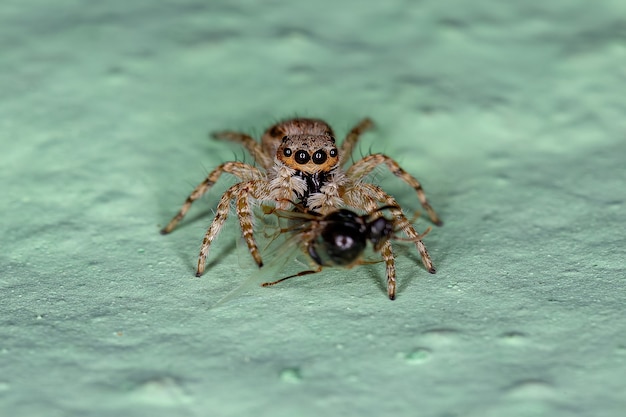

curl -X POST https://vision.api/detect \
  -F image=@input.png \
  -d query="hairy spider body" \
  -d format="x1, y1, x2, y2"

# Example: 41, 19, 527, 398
161, 117, 441, 281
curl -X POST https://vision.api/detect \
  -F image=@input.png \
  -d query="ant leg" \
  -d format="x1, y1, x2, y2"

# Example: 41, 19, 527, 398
261, 267, 323, 287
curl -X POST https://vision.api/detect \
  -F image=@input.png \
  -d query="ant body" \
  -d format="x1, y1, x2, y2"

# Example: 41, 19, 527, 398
262, 205, 431, 300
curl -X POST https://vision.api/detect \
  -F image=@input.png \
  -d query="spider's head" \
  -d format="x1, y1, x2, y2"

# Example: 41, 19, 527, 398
277, 134, 339, 174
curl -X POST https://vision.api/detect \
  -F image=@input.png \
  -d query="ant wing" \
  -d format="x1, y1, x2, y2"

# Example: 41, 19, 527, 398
210, 206, 316, 308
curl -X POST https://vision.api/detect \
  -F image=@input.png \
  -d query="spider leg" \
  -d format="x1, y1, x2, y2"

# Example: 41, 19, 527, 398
343, 189, 400, 299
339, 118, 375, 166
195, 183, 240, 276
161, 162, 263, 234
236, 184, 264, 268
196, 180, 266, 275
345, 154, 442, 226
379, 240, 397, 300
345, 183, 436, 274
212, 131, 273, 170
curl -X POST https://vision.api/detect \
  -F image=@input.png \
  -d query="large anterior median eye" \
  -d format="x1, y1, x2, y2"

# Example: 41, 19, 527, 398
295, 150, 310, 164
312, 150, 327, 164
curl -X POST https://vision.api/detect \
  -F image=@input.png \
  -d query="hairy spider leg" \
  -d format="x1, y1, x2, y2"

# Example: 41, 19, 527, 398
346, 153, 443, 226
196, 180, 267, 275
353, 182, 435, 273
161, 161, 263, 234
342, 183, 435, 299
339, 118, 375, 166
212, 131, 273, 170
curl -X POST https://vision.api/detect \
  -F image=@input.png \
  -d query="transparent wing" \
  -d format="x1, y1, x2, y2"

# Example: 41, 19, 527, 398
210, 206, 317, 308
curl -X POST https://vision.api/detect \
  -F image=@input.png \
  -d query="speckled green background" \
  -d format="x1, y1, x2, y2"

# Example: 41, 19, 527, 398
1, 1, 625, 416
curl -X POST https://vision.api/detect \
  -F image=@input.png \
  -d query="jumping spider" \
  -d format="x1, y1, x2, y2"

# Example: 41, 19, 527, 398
161, 118, 441, 281
261, 205, 432, 300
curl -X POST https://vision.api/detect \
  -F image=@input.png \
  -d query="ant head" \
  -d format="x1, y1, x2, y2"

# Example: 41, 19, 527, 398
367, 216, 395, 251
364, 205, 399, 251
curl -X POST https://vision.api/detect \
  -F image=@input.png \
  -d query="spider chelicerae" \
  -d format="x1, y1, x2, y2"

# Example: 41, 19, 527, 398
161, 118, 442, 295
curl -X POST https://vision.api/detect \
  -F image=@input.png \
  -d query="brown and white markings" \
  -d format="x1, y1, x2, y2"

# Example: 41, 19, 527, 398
161, 118, 442, 279
261, 205, 433, 300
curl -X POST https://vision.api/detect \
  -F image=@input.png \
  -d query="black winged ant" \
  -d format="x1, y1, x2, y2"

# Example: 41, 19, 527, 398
261, 204, 432, 300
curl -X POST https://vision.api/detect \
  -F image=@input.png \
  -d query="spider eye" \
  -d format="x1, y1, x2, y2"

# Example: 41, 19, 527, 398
329, 148, 338, 157
283, 148, 292, 157
295, 150, 310, 164
312, 150, 327, 165
282, 136, 289, 142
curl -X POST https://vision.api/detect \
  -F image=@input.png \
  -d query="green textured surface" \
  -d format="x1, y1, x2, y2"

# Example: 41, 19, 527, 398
1, 1, 625, 416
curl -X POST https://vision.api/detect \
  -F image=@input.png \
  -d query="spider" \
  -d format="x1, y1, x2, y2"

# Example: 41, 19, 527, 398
161, 117, 442, 278
260, 205, 433, 300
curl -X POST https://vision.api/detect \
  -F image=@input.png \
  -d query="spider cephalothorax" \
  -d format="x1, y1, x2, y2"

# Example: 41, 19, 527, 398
161, 117, 442, 292
276, 132, 339, 207
277, 133, 339, 174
